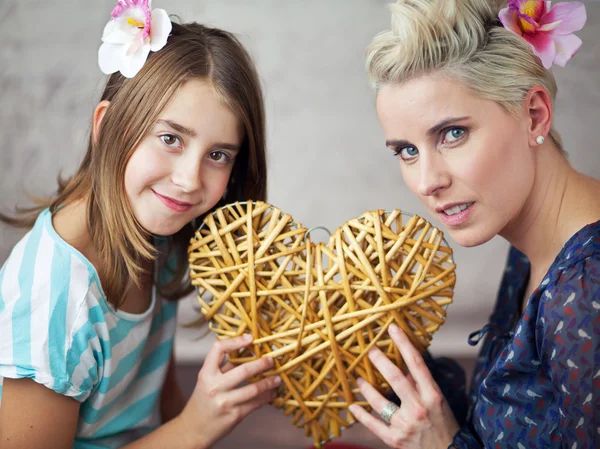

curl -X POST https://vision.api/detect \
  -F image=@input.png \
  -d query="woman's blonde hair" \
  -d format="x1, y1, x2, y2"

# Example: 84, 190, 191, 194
1, 22, 268, 307
366, 0, 564, 152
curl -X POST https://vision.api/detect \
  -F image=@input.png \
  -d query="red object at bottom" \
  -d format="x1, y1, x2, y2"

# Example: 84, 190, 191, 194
306, 443, 374, 449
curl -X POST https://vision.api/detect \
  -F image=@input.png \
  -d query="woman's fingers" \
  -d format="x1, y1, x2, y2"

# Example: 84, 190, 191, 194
204, 335, 253, 375
221, 356, 274, 390
388, 324, 441, 403
355, 378, 400, 421
349, 403, 398, 445
367, 345, 420, 406
224, 374, 281, 405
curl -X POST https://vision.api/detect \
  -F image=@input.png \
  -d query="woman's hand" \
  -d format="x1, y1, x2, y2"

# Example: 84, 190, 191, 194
178, 334, 281, 448
349, 324, 459, 449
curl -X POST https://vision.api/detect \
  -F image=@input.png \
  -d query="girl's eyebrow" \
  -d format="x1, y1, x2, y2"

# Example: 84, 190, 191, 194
385, 116, 471, 147
213, 143, 241, 153
157, 119, 241, 152
157, 119, 197, 137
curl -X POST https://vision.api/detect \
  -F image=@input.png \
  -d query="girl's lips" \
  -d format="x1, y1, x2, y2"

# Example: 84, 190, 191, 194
438, 202, 475, 227
152, 189, 193, 213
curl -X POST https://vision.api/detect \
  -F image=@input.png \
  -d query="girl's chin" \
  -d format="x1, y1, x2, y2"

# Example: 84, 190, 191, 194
139, 218, 188, 237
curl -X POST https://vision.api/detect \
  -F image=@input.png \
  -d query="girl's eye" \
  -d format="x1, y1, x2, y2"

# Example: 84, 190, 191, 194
160, 134, 181, 147
395, 145, 419, 161
442, 127, 466, 144
208, 151, 232, 164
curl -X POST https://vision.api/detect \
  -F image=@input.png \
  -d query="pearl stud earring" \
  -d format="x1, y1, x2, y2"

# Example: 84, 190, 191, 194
536, 135, 545, 145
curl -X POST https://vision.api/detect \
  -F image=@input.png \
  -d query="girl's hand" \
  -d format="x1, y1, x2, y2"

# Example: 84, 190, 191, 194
178, 334, 281, 448
349, 324, 459, 449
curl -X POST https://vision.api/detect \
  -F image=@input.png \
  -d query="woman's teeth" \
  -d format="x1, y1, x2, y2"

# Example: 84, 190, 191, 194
444, 203, 472, 216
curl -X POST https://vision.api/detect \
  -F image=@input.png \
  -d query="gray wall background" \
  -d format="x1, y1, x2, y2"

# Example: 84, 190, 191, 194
1, 1, 599, 359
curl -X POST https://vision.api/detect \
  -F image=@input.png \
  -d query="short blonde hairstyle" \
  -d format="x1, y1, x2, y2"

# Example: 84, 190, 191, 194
366, 0, 563, 152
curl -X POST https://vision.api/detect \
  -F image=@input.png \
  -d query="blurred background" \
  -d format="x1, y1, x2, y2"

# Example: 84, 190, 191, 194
1, 1, 599, 448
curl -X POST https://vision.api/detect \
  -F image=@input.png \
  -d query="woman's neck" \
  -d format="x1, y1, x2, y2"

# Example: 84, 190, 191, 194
501, 145, 600, 274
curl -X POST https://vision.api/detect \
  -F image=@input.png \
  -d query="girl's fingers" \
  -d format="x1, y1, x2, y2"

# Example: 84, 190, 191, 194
224, 375, 281, 405
204, 335, 253, 375
388, 325, 440, 401
348, 404, 398, 445
236, 389, 277, 419
367, 346, 420, 406
221, 356, 274, 390
220, 362, 236, 374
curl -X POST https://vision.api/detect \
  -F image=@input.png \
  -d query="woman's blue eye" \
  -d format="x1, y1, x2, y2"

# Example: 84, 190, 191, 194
397, 146, 419, 160
444, 127, 465, 143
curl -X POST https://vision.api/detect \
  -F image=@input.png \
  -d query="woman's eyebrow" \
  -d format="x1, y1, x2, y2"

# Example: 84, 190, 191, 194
426, 116, 471, 137
386, 116, 471, 147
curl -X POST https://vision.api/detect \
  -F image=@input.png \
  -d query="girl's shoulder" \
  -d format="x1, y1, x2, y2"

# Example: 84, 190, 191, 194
0, 210, 109, 401
0, 209, 104, 313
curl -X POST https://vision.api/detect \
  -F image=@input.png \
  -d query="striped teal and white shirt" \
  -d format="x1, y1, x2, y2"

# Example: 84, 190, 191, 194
0, 209, 179, 448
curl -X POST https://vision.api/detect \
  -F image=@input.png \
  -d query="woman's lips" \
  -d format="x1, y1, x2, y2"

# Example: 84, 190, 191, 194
437, 202, 475, 227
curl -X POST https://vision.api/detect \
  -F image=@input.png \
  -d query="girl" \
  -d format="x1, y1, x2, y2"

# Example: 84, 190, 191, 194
349, 0, 599, 448
0, 2, 280, 448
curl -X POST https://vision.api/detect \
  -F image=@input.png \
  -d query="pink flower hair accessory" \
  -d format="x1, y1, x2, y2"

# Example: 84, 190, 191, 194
98, 0, 172, 78
498, 1, 587, 69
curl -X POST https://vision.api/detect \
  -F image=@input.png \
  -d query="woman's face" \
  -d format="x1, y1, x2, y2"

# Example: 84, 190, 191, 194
376, 74, 536, 247
124, 79, 243, 236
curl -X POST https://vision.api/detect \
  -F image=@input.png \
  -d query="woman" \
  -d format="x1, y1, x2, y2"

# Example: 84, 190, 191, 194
348, 0, 599, 448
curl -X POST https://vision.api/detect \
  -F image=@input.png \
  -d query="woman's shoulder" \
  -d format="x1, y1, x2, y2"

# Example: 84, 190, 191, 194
559, 219, 600, 264
541, 220, 599, 292
536, 221, 599, 330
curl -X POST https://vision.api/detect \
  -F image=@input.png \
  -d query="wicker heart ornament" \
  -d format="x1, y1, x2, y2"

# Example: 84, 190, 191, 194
188, 201, 456, 447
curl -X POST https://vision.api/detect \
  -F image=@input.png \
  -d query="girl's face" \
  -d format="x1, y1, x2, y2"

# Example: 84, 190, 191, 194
124, 79, 243, 236
376, 74, 536, 247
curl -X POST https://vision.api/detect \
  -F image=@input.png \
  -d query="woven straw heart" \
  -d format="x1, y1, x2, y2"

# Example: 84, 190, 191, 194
188, 201, 456, 447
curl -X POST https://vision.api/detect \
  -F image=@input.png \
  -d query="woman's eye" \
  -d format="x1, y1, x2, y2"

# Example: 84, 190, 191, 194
442, 127, 466, 144
395, 146, 419, 161
160, 134, 181, 147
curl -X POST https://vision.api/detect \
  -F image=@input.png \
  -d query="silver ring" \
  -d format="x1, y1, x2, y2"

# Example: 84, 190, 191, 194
380, 401, 399, 423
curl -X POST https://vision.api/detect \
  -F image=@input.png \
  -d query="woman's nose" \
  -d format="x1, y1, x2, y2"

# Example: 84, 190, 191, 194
417, 153, 451, 197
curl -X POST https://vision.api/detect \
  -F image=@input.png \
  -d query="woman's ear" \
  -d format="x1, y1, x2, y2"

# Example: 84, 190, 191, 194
524, 86, 552, 147
92, 100, 111, 145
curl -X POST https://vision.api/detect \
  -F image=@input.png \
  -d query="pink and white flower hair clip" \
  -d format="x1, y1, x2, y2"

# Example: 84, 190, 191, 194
499, 1, 587, 69
98, 0, 172, 78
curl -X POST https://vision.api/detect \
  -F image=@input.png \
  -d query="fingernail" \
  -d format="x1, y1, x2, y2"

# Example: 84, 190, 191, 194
356, 377, 365, 386
274, 376, 282, 385
348, 404, 358, 414
266, 357, 274, 366
243, 334, 253, 342
389, 324, 399, 335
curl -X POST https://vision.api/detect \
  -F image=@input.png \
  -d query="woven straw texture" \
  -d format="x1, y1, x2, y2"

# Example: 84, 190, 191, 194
188, 201, 456, 447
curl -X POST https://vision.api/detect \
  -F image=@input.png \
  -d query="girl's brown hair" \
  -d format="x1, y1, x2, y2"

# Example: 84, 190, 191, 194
0, 22, 268, 307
